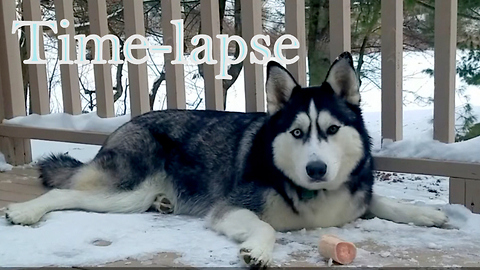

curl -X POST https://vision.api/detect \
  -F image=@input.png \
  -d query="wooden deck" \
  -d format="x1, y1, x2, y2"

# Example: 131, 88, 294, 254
0, 168, 184, 267
0, 167, 45, 210
1, 168, 479, 267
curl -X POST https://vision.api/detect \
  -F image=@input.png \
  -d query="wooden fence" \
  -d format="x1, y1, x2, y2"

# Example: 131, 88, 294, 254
0, 0, 478, 212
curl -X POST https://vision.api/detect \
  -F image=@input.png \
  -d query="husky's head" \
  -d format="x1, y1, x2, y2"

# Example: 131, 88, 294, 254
267, 52, 369, 191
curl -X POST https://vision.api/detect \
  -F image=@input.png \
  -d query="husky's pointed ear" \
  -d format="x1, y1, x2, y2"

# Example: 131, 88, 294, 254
265, 61, 300, 114
325, 52, 361, 105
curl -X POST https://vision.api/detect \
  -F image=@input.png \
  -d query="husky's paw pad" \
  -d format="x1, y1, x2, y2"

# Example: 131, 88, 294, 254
152, 195, 174, 214
5, 203, 44, 225
240, 247, 271, 268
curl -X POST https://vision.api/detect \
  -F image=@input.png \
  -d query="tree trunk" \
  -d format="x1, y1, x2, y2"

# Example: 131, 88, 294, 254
149, 72, 166, 110
307, 0, 331, 86
221, 0, 243, 109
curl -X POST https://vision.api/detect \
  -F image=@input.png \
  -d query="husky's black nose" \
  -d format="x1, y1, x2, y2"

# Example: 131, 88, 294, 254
306, 161, 327, 181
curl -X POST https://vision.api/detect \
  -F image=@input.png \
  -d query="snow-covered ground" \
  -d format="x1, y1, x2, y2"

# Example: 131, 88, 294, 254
0, 170, 478, 267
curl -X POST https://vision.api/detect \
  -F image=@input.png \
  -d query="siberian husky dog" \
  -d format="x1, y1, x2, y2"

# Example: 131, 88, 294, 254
6, 52, 447, 267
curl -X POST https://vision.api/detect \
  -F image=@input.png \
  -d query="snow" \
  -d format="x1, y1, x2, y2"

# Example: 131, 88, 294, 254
0, 152, 13, 172
373, 172, 448, 205
3, 112, 130, 134
0, 213, 238, 267
375, 136, 480, 162
364, 106, 480, 151
357, 50, 480, 112
30, 140, 101, 163
1, 176, 479, 267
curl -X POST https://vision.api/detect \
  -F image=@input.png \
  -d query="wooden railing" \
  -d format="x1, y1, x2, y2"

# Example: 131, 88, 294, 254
0, 0, 478, 212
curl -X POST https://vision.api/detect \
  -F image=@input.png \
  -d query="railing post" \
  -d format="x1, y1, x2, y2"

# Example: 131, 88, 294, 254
124, 0, 150, 116
241, 0, 265, 112
329, 0, 351, 62
381, 0, 403, 143
88, 0, 115, 118
0, 0, 32, 165
0, 73, 4, 122
161, 0, 186, 109
465, 179, 480, 213
435, 0, 459, 214
285, 0, 307, 86
54, 0, 82, 115
23, 0, 50, 115
201, 0, 223, 110
434, 0, 457, 143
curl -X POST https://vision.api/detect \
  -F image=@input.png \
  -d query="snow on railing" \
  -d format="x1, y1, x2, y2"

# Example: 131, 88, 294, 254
374, 138, 480, 163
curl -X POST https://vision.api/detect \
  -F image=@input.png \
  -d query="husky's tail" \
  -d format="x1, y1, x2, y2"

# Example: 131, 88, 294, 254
38, 153, 84, 189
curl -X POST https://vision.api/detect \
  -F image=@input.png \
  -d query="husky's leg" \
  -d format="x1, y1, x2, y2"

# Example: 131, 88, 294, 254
5, 181, 160, 225
208, 206, 276, 267
368, 194, 448, 227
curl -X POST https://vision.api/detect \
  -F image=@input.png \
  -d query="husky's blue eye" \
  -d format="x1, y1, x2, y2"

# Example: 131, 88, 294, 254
327, 125, 340, 135
291, 129, 303, 138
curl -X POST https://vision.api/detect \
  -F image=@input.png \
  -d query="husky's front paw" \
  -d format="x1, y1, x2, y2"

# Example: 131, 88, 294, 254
370, 195, 450, 228
409, 206, 448, 227
5, 202, 45, 225
239, 240, 273, 268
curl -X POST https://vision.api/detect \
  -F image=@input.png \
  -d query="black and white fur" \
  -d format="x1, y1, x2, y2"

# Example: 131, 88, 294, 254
5, 52, 448, 267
